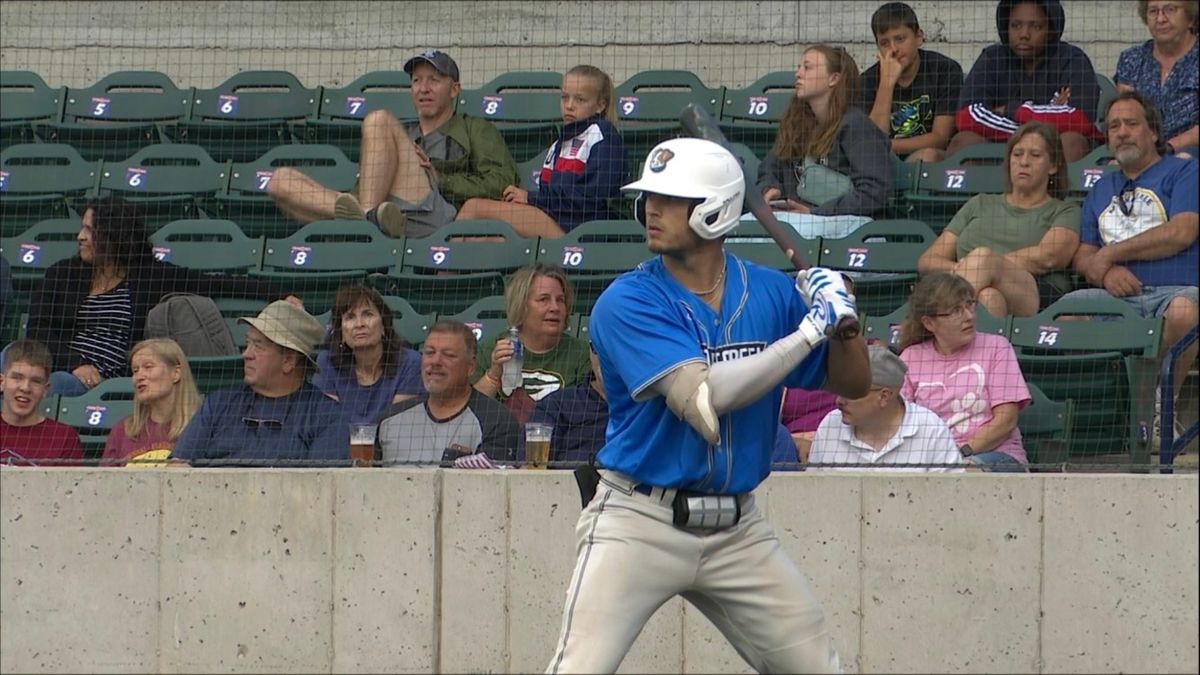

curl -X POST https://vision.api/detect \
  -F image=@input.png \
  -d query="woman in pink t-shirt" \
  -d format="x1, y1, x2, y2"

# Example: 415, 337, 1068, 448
101, 338, 201, 467
897, 272, 1031, 471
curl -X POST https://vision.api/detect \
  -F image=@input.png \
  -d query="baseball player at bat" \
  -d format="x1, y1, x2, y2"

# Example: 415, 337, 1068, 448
546, 137, 870, 674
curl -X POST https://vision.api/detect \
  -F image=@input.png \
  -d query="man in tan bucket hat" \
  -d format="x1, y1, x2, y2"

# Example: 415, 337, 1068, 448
171, 301, 348, 466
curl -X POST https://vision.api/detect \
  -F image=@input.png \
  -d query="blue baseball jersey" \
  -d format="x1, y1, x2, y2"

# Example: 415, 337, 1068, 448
591, 251, 829, 494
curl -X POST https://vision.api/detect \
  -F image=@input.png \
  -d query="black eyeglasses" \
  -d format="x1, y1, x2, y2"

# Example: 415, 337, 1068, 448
1118, 178, 1136, 217
242, 416, 284, 431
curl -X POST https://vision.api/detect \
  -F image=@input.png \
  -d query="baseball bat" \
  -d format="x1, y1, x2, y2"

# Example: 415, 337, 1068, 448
678, 103, 861, 339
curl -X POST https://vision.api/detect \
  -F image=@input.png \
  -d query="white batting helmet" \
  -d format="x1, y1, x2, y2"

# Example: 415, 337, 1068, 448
623, 138, 745, 240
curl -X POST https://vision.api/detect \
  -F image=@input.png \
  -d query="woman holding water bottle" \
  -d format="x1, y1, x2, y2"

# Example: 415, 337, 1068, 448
472, 263, 592, 405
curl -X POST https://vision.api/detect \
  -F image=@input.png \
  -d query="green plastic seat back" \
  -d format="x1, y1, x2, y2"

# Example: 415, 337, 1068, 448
149, 218, 263, 273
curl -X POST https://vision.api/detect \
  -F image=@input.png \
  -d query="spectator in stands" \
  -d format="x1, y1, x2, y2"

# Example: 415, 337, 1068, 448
101, 338, 201, 467
313, 285, 424, 426
525, 341, 607, 465
376, 319, 520, 467
950, 0, 1103, 162
455, 65, 627, 238
1115, 0, 1199, 158
266, 50, 520, 238
758, 44, 893, 239
171, 301, 346, 466
473, 263, 591, 404
780, 387, 838, 465
23, 196, 296, 397
1, 340, 84, 466
918, 121, 1082, 317
898, 272, 1031, 472
1063, 91, 1198, 444
809, 343, 963, 472
858, 2, 964, 163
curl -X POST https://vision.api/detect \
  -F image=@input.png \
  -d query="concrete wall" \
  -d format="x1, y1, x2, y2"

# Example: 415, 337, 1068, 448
1, 468, 1196, 674
1, 1, 1135, 89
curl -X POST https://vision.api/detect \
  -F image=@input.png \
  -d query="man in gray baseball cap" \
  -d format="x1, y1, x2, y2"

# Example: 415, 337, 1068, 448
265, 48, 519, 239
808, 343, 963, 472
171, 301, 348, 466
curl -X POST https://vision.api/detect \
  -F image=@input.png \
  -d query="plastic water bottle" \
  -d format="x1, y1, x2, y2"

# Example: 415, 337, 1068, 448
501, 327, 524, 394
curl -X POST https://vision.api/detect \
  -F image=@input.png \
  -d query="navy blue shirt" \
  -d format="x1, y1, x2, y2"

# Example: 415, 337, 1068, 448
173, 382, 347, 466
526, 373, 608, 464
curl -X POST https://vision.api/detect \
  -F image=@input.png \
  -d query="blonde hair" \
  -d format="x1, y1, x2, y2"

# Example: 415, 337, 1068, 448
898, 272, 977, 352
504, 262, 575, 331
124, 338, 201, 441
565, 64, 616, 124
772, 45, 861, 160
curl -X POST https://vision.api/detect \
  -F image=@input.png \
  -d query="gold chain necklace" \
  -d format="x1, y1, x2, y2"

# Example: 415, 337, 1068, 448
687, 260, 727, 296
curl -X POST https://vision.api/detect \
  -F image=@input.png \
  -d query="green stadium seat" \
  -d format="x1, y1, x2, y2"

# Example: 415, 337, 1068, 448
517, 153, 545, 192
55, 377, 135, 461
723, 217, 817, 273
1067, 144, 1117, 201
40, 71, 191, 162
725, 141, 761, 183
441, 294, 510, 348
1, 218, 81, 319
0, 143, 98, 236
1019, 381, 1076, 468
253, 219, 402, 314
0, 71, 64, 148
457, 71, 563, 163
95, 143, 228, 229
1096, 73, 1117, 126
863, 301, 1010, 352
718, 70, 794, 160
211, 143, 359, 239
168, 70, 318, 163
149, 218, 263, 274
903, 142, 1007, 232
535, 218, 649, 314
816, 219, 937, 317
1008, 294, 1161, 463
372, 219, 538, 315
300, 70, 417, 162
614, 70, 725, 165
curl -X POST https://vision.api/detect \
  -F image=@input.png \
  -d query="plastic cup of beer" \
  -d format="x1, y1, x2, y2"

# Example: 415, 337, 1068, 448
525, 422, 553, 470
349, 423, 377, 467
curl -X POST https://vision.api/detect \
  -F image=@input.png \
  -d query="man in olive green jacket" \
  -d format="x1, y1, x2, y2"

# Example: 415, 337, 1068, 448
267, 50, 519, 238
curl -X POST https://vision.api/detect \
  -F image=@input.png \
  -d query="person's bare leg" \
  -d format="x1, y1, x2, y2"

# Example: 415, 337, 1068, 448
946, 130, 987, 158
1162, 297, 1200, 399
1060, 132, 1092, 163
456, 198, 566, 239
976, 287, 1010, 317
267, 167, 339, 224
955, 247, 1038, 317
359, 110, 431, 211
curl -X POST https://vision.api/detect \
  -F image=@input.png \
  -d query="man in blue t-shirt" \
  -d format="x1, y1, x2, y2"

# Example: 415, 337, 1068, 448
546, 138, 870, 674
172, 301, 347, 466
1065, 91, 1198, 443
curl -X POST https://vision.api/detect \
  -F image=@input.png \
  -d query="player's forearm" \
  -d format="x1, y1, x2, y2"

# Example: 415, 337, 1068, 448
707, 321, 825, 415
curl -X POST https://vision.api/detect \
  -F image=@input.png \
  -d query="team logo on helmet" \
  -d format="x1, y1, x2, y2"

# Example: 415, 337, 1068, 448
648, 147, 675, 173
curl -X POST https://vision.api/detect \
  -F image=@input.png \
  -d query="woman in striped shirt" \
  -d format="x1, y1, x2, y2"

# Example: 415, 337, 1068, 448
24, 196, 296, 396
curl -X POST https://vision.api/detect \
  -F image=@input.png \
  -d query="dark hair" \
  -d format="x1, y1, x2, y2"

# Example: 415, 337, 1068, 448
323, 285, 404, 375
1105, 90, 1167, 153
80, 195, 153, 273
898, 272, 977, 351
2, 339, 53, 374
427, 319, 478, 355
871, 2, 921, 37
1004, 121, 1070, 200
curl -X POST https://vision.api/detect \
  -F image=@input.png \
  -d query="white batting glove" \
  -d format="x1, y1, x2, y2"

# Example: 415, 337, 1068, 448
454, 452, 497, 470
795, 267, 858, 338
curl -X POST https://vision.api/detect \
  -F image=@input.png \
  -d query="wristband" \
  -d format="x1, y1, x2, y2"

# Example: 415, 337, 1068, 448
959, 443, 974, 457
1166, 142, 1177, 155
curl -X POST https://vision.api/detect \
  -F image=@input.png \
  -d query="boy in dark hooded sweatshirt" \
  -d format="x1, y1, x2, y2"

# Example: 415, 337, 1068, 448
949, 0, 1103, 162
